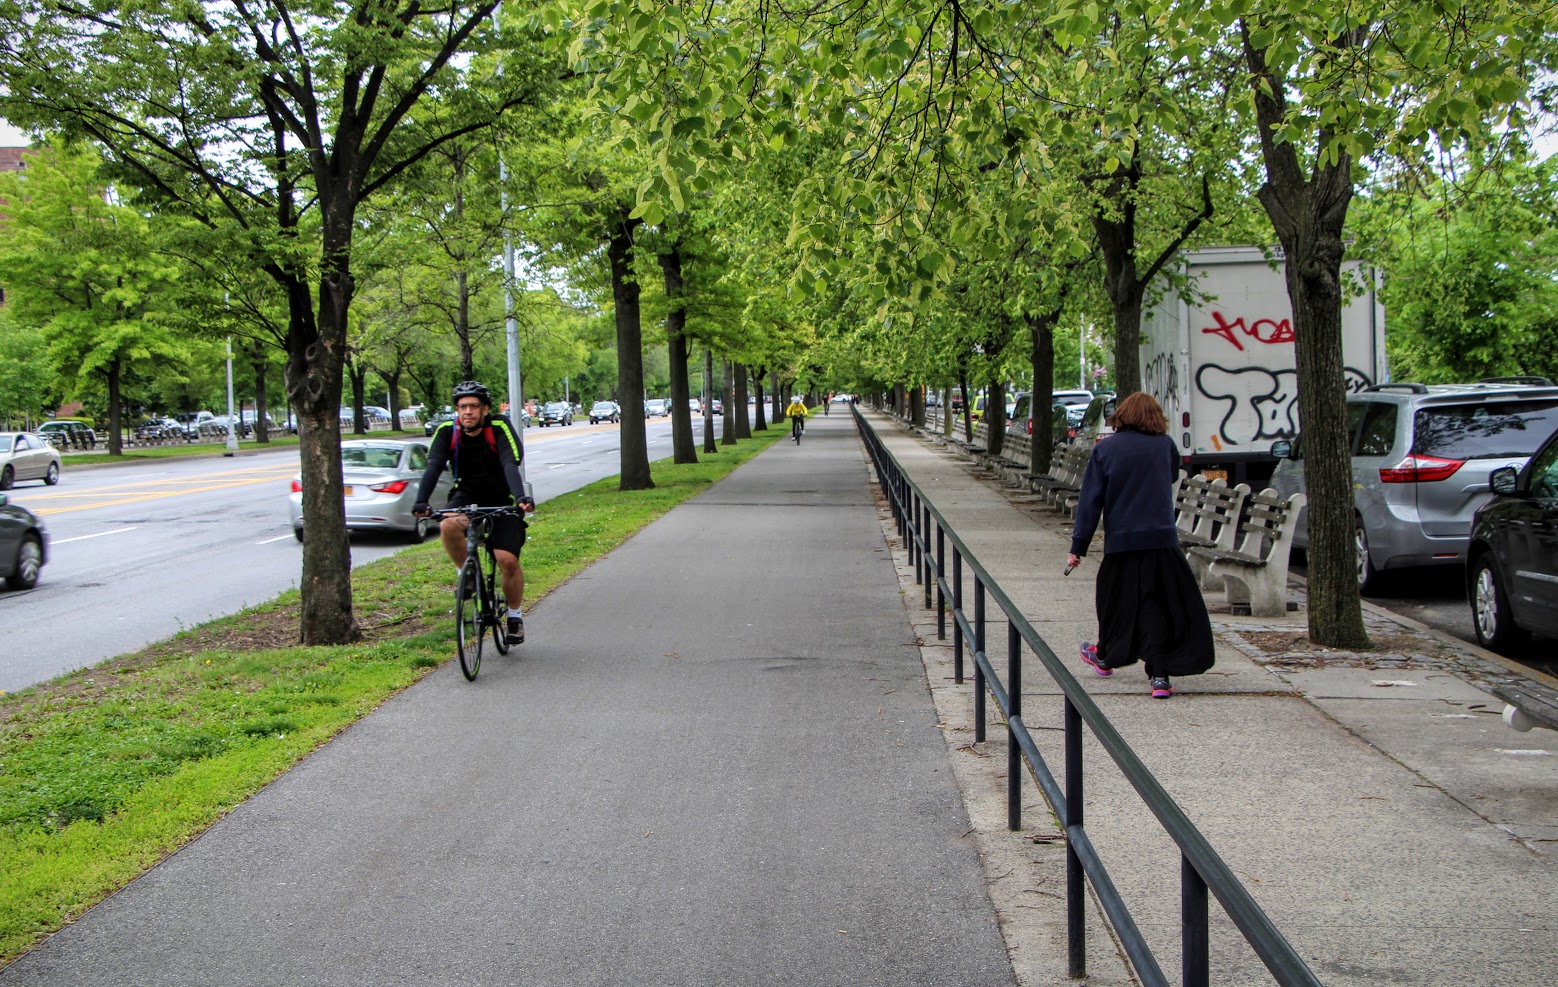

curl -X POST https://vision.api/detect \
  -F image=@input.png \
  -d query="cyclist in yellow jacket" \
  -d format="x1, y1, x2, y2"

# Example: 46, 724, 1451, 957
785, 397, 808, 441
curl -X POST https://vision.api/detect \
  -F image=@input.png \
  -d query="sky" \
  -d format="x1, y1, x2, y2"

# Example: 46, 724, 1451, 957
0, 118, 27, 146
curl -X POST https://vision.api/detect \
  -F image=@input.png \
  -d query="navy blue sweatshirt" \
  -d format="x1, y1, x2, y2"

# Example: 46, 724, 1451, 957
1069, 428, 1181, 557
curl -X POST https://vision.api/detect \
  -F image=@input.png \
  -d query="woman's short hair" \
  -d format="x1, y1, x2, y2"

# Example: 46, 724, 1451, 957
1109, 391, 1168, 435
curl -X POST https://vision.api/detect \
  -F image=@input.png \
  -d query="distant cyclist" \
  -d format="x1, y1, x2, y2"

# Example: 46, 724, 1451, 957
413, 381, 534, 644
785, 396, 808, 440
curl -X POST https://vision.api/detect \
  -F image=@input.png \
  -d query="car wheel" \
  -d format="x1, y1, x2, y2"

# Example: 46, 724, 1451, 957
293, 526, 305, 544
0, 465, 10, 489
1355, 518, 1382, 594
44, 462, 59, 486
7, 533, 42, 590
1471, 553, 1527, 653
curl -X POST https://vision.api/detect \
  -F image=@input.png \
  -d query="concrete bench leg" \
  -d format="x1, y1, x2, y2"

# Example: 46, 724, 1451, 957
1212, 563, 1286, 617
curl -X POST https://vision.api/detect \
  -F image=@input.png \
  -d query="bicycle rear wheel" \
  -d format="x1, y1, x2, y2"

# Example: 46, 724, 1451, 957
487, 548, 510, 656
456, 558, 483, 680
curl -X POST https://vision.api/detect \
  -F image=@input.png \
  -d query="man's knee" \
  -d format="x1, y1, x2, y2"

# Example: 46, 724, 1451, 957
495, 550, 521, 575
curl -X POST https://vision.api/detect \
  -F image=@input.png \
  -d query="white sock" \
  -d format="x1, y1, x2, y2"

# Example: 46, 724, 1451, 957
508, 608, 523, 619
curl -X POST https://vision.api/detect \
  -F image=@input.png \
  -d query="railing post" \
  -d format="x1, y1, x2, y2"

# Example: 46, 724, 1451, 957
935, 526, 946, 640
1008, 620, 1021, 830
1183, 856, 1210, 987
953, 549, 964, 684
1065, 697, 1085, 979
922, 507, 933, 610
973, 578, 986, 743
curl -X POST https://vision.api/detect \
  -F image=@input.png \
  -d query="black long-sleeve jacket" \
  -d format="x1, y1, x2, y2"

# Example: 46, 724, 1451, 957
415, 414, 525, 507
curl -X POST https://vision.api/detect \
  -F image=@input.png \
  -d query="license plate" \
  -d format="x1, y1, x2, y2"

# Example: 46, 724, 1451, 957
1200, 470, 1228, 483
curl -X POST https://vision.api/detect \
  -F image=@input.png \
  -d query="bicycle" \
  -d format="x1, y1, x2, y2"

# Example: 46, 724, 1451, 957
431, 505, 523, 681
791, 414, 804, 444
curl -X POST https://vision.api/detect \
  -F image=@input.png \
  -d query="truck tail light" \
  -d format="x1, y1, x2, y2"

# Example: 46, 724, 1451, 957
370, 480, 409, 494
1026, 418, 1032, 435
1379, 456, 1464, 483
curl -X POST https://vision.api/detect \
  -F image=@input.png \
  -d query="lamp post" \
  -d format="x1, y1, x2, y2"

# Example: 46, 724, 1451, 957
224, 336, 238, 457
493, 4, 529, 498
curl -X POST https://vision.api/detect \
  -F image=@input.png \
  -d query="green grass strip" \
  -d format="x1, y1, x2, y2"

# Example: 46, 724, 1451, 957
0, 429, 783, 963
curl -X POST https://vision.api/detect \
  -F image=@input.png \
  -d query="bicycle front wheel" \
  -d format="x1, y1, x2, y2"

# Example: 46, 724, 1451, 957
487, 549, 510, 656
456, 559, 483, 680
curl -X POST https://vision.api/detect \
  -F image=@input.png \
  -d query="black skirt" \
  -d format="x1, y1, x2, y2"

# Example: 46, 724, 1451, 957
1095, 547, 1214, 677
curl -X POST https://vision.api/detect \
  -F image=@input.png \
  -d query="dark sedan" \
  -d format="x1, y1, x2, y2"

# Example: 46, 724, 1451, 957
0, 493, 48, 590
1466, 427, 1558, 652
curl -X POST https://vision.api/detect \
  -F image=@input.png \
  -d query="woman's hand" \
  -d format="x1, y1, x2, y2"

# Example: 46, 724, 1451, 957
1066, 553, 1082, 572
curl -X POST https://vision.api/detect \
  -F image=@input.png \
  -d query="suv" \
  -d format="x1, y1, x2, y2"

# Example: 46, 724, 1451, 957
538, 401, 573, 427
1008, 390, 1096, 439
1270, 379, 1558, 591
589, 401, 620, 424
37, 420, 97, 450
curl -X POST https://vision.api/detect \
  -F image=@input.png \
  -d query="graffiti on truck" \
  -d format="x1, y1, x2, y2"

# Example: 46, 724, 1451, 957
1200, 311, 1295, 351
1196, 364, 1375, 448
1143, 351, 1181, 411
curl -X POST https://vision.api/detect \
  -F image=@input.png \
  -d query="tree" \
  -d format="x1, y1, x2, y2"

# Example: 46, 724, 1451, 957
1, 3, 561, 643
0, 142, 186, 453
1225, 0, 1553, 647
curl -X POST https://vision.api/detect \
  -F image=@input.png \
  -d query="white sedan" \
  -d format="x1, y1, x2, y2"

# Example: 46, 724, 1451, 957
0, 432, 62, 489
288, 439, 452, 543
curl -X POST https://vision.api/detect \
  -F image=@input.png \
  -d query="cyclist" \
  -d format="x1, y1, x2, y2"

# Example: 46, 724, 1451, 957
413, 381, 534, 644
785, 395, 808, 440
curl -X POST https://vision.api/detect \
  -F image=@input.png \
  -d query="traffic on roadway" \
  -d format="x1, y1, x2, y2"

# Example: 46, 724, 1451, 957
0, 414, 722, 693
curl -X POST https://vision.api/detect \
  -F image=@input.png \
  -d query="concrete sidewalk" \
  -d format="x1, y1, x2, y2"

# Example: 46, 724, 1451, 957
1, 412, 1013, 987
863, 408, 1557, 986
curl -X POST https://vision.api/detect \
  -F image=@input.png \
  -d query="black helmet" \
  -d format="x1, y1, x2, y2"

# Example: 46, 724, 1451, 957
452, 381, 491, 406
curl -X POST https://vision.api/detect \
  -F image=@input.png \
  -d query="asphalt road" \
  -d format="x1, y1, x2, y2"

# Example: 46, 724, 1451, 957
0, 414, 723, 693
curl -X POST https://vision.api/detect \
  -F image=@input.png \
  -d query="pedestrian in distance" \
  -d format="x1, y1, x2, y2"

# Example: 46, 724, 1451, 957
1066, 391, 1214, 698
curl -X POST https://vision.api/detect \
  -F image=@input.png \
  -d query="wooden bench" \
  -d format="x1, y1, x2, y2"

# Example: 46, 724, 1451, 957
1489, 680, 1558, 735
1187, 488, 1306, 617
1029, 441, 1093, 516
1175, 475, 1253, 590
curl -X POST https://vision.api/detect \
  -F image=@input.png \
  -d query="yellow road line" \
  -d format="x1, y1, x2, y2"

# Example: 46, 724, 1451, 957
35, 473, 296, 516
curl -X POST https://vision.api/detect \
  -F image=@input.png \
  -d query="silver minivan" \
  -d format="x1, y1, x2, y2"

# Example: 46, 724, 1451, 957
1270, 380, 1558, 590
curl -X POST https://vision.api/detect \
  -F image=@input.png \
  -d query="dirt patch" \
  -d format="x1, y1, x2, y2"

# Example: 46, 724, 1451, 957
1232, 628, 1461, 670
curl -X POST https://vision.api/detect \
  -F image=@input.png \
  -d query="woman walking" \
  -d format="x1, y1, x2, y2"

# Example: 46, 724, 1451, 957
1066, 392, 1214, 698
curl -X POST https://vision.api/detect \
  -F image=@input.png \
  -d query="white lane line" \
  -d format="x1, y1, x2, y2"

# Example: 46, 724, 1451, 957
52, 526, 140, 545
257, 533, 297, 544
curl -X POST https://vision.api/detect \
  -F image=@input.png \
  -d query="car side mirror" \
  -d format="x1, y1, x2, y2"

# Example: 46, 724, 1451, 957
1489, 465, 1520, 496
1270, 440, 1293, 459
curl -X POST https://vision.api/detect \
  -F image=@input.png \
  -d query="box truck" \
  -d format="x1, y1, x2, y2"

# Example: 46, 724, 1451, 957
1141, 245, 1387, 487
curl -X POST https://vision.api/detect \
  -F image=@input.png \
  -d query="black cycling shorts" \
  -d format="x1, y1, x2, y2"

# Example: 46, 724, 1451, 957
446, 492, 528, 556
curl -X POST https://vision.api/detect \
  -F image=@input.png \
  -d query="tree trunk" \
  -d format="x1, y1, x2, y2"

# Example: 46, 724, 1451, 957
958, 373, 974, 441
1244, 23, 1368, 649
733, 362, 751, 439
252, 354, 271, 443
107, 358, 122, 456
383, 367, 403, 430
609, 207, 653, 491
910, 386, 924, 426
661, 244, 698, 464
751, 365, 767, 431
720, 359, 737, 446
348, 362, 368, 434
771, 369, 782, 425
1029, 308, 1060, 475
703, 348, 717, 453
986, 379, 1006, 459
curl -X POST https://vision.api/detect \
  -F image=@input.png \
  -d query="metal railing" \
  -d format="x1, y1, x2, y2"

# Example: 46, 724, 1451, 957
853, 404, 1323, 987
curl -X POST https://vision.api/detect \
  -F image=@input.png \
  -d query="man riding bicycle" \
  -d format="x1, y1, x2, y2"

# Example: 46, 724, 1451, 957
785, 396, 808, 438
414, 381, 534, 644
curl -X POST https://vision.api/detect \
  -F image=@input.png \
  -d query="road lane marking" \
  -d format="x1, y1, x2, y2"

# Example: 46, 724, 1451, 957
51, 526, 141, 545
257, 534, 297, 544
35, 472, 298, 515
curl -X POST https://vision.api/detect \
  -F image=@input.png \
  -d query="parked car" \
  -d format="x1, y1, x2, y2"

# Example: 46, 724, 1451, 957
1466, 424, 1558, 652
173, 411, 221, 439
646, 398, 671, 417
689, 398, 704, 415
1270, 380, 1558, 591
589, 400, 621, 424
0, 492, 48, 590
37, 420, 97, 449
711, 398, 723, 414
423, 412, 455, 436
134, 417, 186, 442
538, 401, 573, 427
0, 433, 61, 489
1008, 391, 1094, 438
209, 414, 249, 438
288, 439, 452, 544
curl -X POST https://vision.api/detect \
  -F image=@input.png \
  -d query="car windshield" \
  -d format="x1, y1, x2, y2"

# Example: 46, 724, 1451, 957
341, 446, 402, 470
1412, 401, 1558, 459
545, 403, 567, 411
592, 402, 613, 410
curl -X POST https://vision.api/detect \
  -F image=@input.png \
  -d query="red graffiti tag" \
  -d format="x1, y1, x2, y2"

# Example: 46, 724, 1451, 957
1200, 311, 1295, 351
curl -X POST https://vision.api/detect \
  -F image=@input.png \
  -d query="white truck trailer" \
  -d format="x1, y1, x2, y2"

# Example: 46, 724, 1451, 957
1141, 245, 1388, 487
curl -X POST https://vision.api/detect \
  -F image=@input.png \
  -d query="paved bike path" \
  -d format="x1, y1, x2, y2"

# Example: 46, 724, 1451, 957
1, 414, 1014, 986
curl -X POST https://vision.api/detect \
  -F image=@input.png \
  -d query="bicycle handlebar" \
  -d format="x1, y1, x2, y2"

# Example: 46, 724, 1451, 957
427, 505, 528, 519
